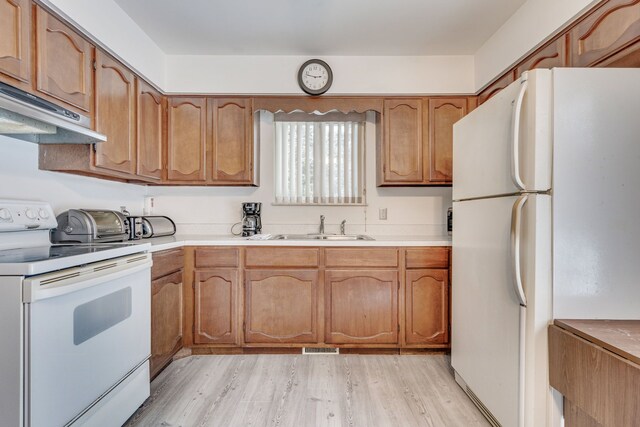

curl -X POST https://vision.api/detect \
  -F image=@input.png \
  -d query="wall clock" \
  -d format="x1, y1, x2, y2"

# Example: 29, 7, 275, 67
297, 59, 333, 96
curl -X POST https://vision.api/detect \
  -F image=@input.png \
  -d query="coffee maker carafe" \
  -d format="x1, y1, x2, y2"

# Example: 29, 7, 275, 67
242, 202, 262, 236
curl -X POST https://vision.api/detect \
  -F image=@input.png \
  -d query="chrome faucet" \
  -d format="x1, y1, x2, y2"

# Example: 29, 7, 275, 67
340, 220, 346, 235
319, 215, 325, 234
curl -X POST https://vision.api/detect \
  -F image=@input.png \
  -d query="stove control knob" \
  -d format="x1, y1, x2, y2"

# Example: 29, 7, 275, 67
25, 209, 37, 220
0, 208, 11, 221
38, 209, 50, 219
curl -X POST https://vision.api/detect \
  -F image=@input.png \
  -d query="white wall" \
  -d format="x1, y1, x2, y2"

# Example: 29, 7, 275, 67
148, 113, 451, 236
474, 0, 599, 90
165, 55, 475, 94
0, 136, 146, 215
43, 0, 166, 88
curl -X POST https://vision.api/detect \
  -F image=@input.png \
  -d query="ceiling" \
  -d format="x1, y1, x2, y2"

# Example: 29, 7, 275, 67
113, 0, 527, 56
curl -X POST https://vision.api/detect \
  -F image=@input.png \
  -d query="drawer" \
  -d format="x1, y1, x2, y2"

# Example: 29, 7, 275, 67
152, 248, 184, 279
245, 247, 319, 268
405, 248, 449, 269
324, 248, 398, 268
195, 247, 239, 268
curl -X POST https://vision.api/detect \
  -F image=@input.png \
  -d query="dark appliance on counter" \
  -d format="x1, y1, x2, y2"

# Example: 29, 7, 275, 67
141, 216, 176, 238
242, 202, 262, 237
447, 207, 453, 236
51, 209, 130, 243
126, 216, 143, 240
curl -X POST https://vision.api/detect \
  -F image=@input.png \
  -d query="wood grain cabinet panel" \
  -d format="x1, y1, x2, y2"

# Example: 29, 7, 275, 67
209, 98, 254, 184
136, 79, 164, 180
194, 269, 239, 345
0, 0, 30, 88
245, 270, 318, 343
478, 71, 515, 105
34, 5, 93, 113
405, 248, 449, 269
325, 270, 398, 344
167, 97, 207, 182
380, 99, 425, 185
150, 270, 183, 378
404, 269, 448, 346
428, 98, 467, 183
245, 247, 319, 268
324, 248, 398, 268
516, 36, 568, 77
151, 248, 184, 280
195, 247, 239, 268
570, 0, 640, 67
94, 50, 136, 175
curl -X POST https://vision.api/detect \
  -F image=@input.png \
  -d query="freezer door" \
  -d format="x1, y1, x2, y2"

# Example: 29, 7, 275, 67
453, 70, 552, 201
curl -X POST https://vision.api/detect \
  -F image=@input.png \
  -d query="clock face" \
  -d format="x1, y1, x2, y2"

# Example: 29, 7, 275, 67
298, 59, 333, 95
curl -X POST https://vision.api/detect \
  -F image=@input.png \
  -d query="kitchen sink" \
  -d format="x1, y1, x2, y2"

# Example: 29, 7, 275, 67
268, 233, 374, 241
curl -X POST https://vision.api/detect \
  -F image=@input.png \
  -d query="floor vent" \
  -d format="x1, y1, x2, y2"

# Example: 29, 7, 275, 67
464, 385, 502, 427
302, 347, 339, 355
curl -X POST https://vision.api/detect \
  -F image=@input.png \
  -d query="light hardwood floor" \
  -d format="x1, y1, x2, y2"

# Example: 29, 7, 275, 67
126, 354, 490, 427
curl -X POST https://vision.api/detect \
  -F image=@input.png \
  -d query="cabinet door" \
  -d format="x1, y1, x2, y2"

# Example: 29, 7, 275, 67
209, 98, 253, 184
151, 270, 183, 378
34, 5, 93, 113
137, 79, 164, 180
428, 98, 467, 183
194, 269, 238, 345
0, 0, 30, 88
478, 71, 515, 105
570, 0, 640, 67
94, 50, 136, 175
245, 270, 318, 343
167, 97, 207, 182
516, 36, 568, 77
325, 270, 398, 344
404, 269, 448, 346
380, 99, 425, 184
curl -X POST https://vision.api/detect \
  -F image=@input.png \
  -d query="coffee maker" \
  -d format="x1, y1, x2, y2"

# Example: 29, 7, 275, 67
242, 202, 262, 236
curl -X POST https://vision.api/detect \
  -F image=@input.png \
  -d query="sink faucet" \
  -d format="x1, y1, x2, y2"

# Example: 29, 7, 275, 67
340, 220, 346, 235
319, 215, 325, 234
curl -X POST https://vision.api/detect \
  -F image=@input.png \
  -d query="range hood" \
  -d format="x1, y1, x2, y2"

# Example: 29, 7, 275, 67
0, 81, 106, 144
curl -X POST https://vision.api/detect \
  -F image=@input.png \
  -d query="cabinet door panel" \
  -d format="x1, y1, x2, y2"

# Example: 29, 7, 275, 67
382, 99, 425, 184
325, 270, 398, 344
210, 98, 253, 183
428, 98, 466, 183
94, 50, 136, 175
405, 269, 448, 345
167, 97, 207, 181
516, 36, 568, 77
194, 269, 238, 344
478, 71, 515, 105
151, 270, 183, 378
0, 0, 30, 87
571, 0, 640, 67
35, 5, 93, 113
245, 270, 318, 343
137, 79, 163, 180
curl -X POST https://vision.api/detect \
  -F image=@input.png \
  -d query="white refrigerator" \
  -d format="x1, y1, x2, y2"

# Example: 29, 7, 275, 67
451, 68, 640, 427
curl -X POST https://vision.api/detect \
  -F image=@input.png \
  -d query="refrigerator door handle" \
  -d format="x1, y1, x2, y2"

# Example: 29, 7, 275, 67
510, 194, 528, 307
511, 79, 529, 191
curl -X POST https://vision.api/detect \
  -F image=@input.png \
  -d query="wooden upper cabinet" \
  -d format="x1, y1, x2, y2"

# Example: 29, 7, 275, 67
94, 50, 136, 175
325, 270, 398, 344
34, 5, 93, 113
194, 269, 239, 345
209, 98, 254, 184
516, 36, 568, 77
167, 97, 207, 182
137, 79, 164, 180
478, 71, 515, 105
380, 99, 425, 185
0, 0, 31, 88
151, 269, 183, 378
428, 98, 467, 183
244, 270, 318, 344
570, 0, 640, 67
404, 269, 448, 346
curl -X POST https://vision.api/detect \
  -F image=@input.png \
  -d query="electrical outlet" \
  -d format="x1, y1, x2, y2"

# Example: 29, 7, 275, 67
379, 208, 387, 220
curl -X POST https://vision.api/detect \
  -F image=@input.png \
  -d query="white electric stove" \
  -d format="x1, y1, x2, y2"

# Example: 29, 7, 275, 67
0, 199, 153, 427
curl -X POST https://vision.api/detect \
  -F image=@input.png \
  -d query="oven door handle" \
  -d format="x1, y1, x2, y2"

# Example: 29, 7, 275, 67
23, 254, 151, 303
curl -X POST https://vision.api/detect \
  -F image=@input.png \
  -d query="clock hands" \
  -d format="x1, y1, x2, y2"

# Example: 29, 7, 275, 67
305, 72, 322, 79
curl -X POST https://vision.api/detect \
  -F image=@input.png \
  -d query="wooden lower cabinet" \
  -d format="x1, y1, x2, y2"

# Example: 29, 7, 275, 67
193, 269, 239, 345
150, 269, 183, 378
325, 270, 398, 344
404, 269, 448, 346
244, 270, 318, 343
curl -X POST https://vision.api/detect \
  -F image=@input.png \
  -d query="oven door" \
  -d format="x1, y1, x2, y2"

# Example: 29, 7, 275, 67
23, 254, 151, 427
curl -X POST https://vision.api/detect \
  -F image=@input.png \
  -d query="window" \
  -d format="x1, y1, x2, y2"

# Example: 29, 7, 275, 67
274, 112, 365, 205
